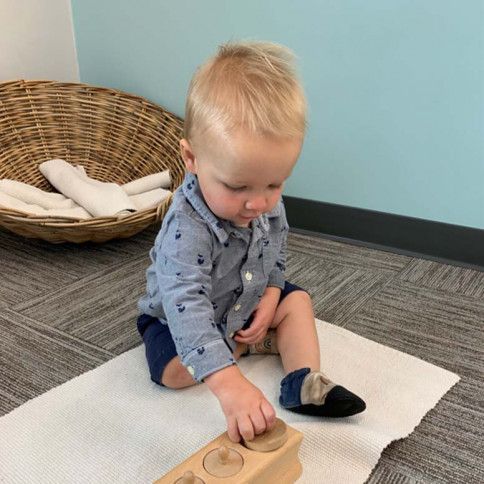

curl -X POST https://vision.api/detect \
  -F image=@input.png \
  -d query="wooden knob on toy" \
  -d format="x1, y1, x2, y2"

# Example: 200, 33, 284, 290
242, 417, 288, 452
203, 446, 244, 478
182, 471, 195, 484
174, 470, 205, 484
218, 446, 229, 463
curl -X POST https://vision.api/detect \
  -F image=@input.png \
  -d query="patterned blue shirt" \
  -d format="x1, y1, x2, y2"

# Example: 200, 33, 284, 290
138, 172, 288, 382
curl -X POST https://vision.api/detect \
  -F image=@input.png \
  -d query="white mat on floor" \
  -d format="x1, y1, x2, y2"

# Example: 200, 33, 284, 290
0, 320, 459, 483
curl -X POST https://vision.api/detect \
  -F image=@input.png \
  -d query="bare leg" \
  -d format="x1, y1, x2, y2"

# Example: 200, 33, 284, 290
161, 342, 248, 389
270, 290, 320, 375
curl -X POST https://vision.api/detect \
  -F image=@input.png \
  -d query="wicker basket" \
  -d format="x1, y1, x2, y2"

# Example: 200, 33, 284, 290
0, 79, 185, 243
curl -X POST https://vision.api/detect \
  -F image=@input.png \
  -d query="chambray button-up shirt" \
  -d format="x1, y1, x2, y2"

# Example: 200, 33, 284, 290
138, 172, 288, 382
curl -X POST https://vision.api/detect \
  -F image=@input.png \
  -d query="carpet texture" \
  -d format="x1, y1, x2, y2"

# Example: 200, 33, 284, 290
0, 319, 458, 483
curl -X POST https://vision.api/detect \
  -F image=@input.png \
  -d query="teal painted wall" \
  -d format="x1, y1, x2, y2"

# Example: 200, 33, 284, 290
72, 0, 484, 229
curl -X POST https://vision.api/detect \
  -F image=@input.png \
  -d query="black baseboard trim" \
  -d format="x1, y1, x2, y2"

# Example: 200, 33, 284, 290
283, 196, 484, 271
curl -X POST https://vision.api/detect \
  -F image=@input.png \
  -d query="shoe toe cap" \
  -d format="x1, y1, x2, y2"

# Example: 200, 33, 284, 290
325, 385, 366, 416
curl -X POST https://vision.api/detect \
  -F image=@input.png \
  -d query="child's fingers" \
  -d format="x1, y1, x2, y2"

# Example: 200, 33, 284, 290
226, 416, 241, 443
234, 330, 264, 345
250, 407, 269, 435
236, 325, 258, 337
237, 414, 255, 442
236, 316, 255, 335
234, 331, 258, 343
236, 327, 268, 343
236, 318, 266, 338
260, 400, 277, 430
233, 335, 254, 345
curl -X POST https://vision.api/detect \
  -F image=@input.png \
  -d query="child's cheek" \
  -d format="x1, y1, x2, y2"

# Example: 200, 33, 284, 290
213, 193, 237, 215
264, 192, 279, 213
226, 195, 241, 213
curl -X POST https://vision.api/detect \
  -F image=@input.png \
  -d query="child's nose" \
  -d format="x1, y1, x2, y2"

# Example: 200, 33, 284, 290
245, 196, 267, 212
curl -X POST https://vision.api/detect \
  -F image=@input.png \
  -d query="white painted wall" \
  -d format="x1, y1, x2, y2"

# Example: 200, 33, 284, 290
0, 0, 79, 82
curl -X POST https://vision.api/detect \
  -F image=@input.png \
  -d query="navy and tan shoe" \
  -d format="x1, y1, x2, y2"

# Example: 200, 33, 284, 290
279, 367, 366, 417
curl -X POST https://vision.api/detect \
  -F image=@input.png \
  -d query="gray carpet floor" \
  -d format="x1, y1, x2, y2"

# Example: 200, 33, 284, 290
0, 225, 482, 484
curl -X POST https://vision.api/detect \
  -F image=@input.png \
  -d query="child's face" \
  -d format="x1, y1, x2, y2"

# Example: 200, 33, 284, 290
180, 129, 302, 227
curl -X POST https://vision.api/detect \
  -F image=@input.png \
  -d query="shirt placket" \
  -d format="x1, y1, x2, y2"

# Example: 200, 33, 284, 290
226, 224, 265, 338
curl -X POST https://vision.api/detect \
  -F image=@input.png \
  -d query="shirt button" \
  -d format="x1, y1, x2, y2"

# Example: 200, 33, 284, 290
186, 366, 195, 376
229, 332, 235, 338
245, 271, 253, 281
234, 304, 241, 311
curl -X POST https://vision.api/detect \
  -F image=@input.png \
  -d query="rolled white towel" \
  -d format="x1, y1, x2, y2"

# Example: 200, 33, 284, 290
39, 159, 136, 217
0, 191, 91, 219
42, 206, 92, 219
129, 188, 171, 211
0, 179, 76, 209
122, 170, 171, 195
0, 162, 173, 219
74, 165, 172, 210
0, 191, 47, 216
0, 186, 170, 219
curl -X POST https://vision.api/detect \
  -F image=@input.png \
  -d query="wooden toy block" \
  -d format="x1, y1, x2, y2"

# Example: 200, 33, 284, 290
154, 418, 303, 483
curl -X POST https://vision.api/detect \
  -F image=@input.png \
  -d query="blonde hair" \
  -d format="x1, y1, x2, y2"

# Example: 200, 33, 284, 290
184, 41, 307, 144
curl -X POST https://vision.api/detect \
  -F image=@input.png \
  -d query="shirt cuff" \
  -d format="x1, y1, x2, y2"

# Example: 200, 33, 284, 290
267, 269, 285, 290
182, 338, 236, 383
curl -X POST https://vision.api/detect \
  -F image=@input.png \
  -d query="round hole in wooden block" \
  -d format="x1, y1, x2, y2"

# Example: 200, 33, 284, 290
203, 445, 244, 478
242, 418, 288, 452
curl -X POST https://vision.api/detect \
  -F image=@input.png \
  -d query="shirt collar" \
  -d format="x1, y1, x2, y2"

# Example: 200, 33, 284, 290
182, 172, 230, 243
181, 172, 281, 243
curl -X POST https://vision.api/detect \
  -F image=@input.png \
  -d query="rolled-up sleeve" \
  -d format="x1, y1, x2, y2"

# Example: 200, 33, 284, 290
267, 210, 287, 290
155, 212, 236, 382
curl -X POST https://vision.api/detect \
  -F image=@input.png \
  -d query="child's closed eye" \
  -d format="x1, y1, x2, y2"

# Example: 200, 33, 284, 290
224, 183, 282, 191
225, 184, 246, 192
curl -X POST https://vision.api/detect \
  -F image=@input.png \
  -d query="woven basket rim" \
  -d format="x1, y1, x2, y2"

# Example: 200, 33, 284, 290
0, 197, 174, 225
0, 78, 168, 105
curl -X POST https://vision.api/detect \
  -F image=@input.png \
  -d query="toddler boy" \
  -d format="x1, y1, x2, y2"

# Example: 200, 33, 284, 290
137, 41, 365, 443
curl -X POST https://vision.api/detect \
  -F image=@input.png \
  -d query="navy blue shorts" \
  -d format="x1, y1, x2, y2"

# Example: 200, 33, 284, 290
137, 281, 308, 386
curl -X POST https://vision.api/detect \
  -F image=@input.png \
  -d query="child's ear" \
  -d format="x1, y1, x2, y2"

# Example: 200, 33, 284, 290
180, 139, 197, 173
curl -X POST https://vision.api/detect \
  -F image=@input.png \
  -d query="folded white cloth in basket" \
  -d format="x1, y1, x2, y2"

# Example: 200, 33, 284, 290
0, 191, 91, 219
39, 159, 136, 217
0, 186, 171, 219
129, 188, 171, 211
74, 166, 171, 196
74, 166, 172, 213
0, 166, 172, 219
122, 170, 171, 195
0, 180, 77, 209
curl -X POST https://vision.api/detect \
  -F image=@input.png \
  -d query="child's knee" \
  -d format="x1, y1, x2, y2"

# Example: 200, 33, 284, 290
161, 357, 196, 389
287, 289, 312, 308
297, 289, 312, 304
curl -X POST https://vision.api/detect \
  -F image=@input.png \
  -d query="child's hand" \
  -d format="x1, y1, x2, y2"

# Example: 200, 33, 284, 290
234, 287, 281, 345
205, 365, 277, 443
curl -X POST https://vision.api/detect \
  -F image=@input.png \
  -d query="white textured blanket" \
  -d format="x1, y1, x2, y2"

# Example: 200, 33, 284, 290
0, 320, 459, 483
